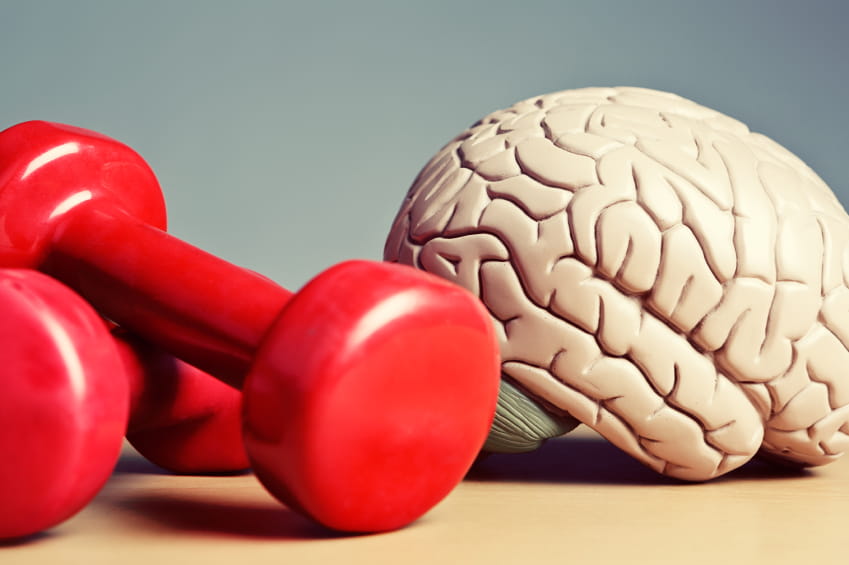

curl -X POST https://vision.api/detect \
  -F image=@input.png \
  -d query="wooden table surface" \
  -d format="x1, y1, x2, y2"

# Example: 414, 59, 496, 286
3, 428, 847, 564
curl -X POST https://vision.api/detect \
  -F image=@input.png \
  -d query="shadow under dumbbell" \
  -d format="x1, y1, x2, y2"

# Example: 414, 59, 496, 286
111, 443, 251, 477
104, 447, 380, 539
112, 492, 345, 540
112, 453, 173, 476
0, 530, 55, 547
467, 433, 811, 485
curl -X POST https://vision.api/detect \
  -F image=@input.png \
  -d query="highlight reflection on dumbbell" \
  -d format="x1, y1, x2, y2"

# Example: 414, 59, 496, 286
0, 121, 501, 533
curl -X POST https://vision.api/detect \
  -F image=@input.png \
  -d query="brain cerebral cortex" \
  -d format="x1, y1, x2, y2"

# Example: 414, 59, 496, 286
385, 87, 849, 480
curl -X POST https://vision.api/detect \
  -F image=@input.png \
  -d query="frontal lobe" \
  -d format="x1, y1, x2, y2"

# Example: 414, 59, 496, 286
385, 86, 849, 480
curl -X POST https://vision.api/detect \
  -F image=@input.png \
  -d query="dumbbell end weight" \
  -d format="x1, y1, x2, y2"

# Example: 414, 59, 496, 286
115, 331, 250, 475
0, 120, 167, 269
243, 260, 501, 532
0, 270, 127, 540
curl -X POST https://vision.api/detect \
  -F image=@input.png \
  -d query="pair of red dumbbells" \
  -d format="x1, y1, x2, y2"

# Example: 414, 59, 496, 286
0, 121, 501, 539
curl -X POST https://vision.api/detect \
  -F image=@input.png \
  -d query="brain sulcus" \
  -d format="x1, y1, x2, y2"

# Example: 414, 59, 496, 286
384, 86, 849, 481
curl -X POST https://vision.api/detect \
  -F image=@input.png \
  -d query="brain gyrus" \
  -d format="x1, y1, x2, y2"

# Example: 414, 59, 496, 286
385, 86, 849, 480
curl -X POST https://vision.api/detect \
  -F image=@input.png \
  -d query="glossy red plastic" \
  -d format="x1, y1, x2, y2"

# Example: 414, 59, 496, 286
0, 269, 128, 540
0, 121, 166, 269
0, 121, 501, 532
116, 331, 249, 474
244, 260, 500, 532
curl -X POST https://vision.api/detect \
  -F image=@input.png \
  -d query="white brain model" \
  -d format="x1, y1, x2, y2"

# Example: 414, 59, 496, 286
385, 87, 849, 480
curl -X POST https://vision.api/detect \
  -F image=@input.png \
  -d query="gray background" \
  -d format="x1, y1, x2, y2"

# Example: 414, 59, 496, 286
1, 0, 846, 289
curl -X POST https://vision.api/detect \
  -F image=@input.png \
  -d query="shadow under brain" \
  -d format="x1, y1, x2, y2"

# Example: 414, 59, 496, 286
467, 434, 811, 485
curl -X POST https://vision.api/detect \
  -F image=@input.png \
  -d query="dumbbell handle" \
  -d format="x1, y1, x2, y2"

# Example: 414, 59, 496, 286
45, 200, 294, 387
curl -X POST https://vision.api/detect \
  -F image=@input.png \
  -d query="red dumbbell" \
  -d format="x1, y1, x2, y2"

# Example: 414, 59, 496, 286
0, 121, 500, 532
0, 269, 127, 540
117, 329, 249, 475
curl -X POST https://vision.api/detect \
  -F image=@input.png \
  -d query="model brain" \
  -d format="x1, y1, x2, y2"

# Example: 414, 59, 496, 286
384, 86, 849, 481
